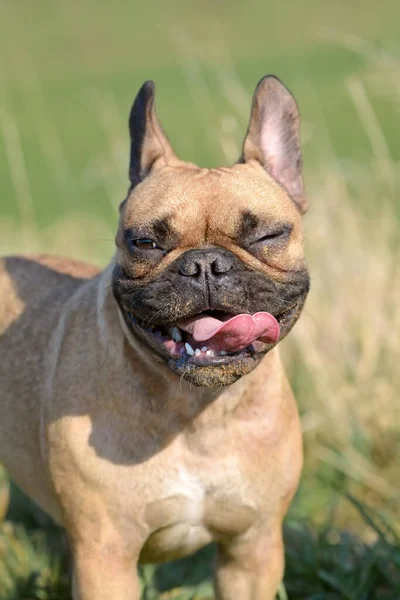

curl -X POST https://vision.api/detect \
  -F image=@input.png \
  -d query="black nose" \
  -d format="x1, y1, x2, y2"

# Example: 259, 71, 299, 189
178, 249, 235, 278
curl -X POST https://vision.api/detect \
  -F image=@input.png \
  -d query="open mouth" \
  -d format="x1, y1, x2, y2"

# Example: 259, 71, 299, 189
127, 306, 298, 366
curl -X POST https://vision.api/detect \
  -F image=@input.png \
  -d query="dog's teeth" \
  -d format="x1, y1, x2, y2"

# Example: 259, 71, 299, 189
201, 346, 208, 352
195, 348, 201, 356
220, 350, 227, 355
185, 342, 195, 356
206, 350, 215, 357
169, 326, 182, 342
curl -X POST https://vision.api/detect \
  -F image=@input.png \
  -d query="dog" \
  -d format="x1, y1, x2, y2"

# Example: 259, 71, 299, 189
0, 75, 310, 599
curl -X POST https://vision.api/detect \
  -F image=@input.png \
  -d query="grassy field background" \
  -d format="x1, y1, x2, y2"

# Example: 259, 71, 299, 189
1, 0, 400, 597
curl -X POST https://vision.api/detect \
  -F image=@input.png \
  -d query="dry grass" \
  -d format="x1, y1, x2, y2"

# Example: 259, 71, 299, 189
285, 168, 400, 526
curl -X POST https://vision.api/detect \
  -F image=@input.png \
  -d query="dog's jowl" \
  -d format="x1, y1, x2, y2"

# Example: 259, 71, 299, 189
0, 75, 310, 599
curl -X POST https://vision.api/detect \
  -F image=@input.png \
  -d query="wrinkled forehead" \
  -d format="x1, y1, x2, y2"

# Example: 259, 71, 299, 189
122, 163, 300, 242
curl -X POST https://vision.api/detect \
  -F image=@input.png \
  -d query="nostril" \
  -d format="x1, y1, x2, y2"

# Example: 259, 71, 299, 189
177, 249, 235, 278
211, 257, 233, 275
179, 261, 201, 277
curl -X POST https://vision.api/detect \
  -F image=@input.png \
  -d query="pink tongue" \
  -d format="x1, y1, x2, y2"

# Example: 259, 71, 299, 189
178, 312, 280, 352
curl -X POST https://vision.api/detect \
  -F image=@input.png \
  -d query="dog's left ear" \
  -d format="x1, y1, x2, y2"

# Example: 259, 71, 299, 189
241, 75, 307, 213
128, 81, 179, 188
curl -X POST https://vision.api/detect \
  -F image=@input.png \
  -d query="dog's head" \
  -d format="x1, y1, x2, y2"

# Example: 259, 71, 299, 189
112, 76, 310, 387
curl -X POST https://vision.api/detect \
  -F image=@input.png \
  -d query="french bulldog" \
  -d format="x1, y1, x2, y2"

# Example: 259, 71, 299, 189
0, 75, 310, 599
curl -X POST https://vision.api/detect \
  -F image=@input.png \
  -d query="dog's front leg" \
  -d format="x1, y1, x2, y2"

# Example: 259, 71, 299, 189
214, 526, 284, 600
61, 493, 142, 600
71, 540, 140, 600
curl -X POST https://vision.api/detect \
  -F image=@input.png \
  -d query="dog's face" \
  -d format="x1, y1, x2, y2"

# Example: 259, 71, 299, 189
112, 76, 310, 387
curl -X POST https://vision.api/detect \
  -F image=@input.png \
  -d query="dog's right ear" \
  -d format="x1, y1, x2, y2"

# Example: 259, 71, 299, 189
127, 81, 179, 189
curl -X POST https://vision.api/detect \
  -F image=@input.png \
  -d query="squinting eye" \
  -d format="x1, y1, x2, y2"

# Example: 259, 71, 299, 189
133, 238, 159, 250
256, 225, 292, 244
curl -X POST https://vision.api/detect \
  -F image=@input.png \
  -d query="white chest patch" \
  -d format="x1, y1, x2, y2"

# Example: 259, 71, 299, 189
142, 462, 257, 563
166, 467, 206, 523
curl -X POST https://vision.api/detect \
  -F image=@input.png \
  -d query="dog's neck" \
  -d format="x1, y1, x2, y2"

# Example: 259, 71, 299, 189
94, 261, 284, 431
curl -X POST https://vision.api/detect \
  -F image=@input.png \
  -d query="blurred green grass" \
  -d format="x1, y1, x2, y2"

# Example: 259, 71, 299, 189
1, 0, 400, 597
1, 0, 399, 226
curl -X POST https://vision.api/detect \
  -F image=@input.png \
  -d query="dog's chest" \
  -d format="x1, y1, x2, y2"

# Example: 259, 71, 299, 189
140, 447, 261, 562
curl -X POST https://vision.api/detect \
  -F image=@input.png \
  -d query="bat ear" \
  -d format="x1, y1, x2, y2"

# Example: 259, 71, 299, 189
240, 75, 307, 213
128, 81, 179, 188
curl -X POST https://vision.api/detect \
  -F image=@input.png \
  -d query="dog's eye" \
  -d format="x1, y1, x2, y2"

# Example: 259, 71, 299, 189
259, 231, 283, 242
255, 225, 292, 244
132, 238, 159, 250
248, 225, 292, 257
124, 230, 165, 256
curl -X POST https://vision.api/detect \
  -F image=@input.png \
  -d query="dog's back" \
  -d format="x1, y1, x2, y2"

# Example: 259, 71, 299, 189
0, 256, 99, 336
0, 255, 99, 514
